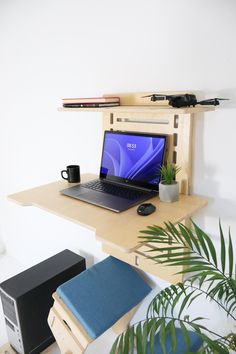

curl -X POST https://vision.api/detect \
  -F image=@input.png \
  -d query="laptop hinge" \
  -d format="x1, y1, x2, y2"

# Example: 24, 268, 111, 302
101, 178, 158, 193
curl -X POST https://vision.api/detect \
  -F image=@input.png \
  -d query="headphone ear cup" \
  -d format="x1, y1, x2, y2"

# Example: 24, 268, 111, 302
186, 94, 192, 106
168, 98, 175, 107
172, 97, 182, 108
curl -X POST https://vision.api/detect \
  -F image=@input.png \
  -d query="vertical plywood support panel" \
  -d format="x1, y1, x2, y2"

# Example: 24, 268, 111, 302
175, 114, 193, 195
103, 112, 114, 131
102, 94, 195, 196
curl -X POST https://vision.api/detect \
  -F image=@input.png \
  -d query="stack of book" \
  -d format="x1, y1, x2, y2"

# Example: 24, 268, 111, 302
62, 96, 120, 108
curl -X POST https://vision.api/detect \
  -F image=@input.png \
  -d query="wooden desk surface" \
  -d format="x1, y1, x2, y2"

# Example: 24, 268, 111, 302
8, 174, 207, 253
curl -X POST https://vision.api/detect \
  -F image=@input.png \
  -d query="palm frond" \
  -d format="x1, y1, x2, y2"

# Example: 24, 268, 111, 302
111, 220, 235, 354
109, 315, 230, 354
139, 221, 236, 308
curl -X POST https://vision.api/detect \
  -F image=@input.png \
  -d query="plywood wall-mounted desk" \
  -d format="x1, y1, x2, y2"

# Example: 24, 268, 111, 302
8, 174, 207, 283
8, 92, 214, 283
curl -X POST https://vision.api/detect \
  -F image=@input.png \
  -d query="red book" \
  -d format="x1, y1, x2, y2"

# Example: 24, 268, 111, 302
62, 96, 120, 104
63, 102, 120, 108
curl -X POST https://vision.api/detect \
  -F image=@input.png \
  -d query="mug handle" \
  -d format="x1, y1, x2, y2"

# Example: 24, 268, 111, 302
61, 170, 68, 180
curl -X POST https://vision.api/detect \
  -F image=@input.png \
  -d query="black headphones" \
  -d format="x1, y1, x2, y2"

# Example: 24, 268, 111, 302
142, 94, 228, 108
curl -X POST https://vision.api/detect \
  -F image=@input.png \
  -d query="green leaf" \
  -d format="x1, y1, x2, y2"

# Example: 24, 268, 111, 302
180, 223, 202, 254
198, 273, 208, 287
117, 333, 124, 354
165, 287, 172, 297
140, 226, 166, 235
207, 274, 225, 281
187, 292, 202, 308
146, 246, 184, 252
160, 291, 170, 317
164, 222, 183, 243
123, 328, 130, 354
176, 265, 216, 274
151, 251, 193, 259
159, 163, 181, 184
148, 320, 156, 354
169, 320, 177, 354
195, 332, 230, 354
139, 239, 178, 245
192, 221, 210, 260
159, 319, 167, 354
110, 336, 119, 354
171, 288, 185, 316
179, 321, 191, 350
227, 298, 236, 314
141, 321, 148, 354
129, 326, 135, 354
136, 323, 143, 354
192, 221, 218, 267
208, 281, 227, 299
178, 223, 193, 248
139, 230, 166, 236
219, 221, 226, 274
178, 290, 196, 319
225, 292, 235, 305
161, 259, 209, 266
191, 317, 206, 322
170, 284, 179, 294
202, 235, 218, 267
228, 228, 234, 277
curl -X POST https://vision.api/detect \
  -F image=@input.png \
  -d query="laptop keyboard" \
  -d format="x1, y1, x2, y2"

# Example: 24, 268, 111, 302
82, 180, 149, 201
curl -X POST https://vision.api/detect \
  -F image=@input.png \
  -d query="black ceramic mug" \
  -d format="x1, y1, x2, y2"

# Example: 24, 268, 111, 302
61, 165, 80, 183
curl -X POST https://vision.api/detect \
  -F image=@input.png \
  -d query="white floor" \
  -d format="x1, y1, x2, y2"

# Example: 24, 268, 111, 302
0, 252, 235, 354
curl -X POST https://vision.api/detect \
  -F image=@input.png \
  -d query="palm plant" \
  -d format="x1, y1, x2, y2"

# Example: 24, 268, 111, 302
110, 221, 236, 354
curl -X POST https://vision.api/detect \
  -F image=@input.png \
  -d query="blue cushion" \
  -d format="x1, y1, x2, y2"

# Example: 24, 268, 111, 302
147, 327, 202, 354
57, 256, 151, 339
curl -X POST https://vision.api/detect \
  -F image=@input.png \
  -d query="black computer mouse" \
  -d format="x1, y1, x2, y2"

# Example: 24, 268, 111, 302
137, 203, 156, 216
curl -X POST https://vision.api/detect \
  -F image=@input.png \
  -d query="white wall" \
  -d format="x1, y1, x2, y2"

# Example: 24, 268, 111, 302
0, 0, 236, 266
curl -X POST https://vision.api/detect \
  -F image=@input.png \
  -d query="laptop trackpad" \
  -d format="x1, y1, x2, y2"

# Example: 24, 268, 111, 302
79, 191, 111, 203
79, 190, 124, 204
75, 189, 132, 211
63, 187, 106, 201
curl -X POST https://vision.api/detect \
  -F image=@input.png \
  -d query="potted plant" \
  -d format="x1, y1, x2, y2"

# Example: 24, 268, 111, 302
110, 221, 236, 353
159, 163, 181, 202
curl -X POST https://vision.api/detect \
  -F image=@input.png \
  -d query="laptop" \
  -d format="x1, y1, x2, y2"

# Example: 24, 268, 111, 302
60, 130, 167, 212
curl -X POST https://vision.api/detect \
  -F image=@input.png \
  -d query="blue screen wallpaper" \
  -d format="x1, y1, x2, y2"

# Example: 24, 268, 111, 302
100, 132, 166, 185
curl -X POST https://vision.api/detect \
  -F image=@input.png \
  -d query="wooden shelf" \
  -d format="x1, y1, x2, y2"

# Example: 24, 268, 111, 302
58, 105, 215, 114
59, 92, 215, 114
8, 174, 208, 253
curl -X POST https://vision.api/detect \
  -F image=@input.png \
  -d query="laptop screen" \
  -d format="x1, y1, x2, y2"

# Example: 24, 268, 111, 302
100, 131, 167, 190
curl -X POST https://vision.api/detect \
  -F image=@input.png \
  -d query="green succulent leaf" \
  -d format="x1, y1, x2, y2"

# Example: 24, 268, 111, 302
159, 163, 181, 184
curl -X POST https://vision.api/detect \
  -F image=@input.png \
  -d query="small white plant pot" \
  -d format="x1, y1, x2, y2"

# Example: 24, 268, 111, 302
159, 181, 179, 203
